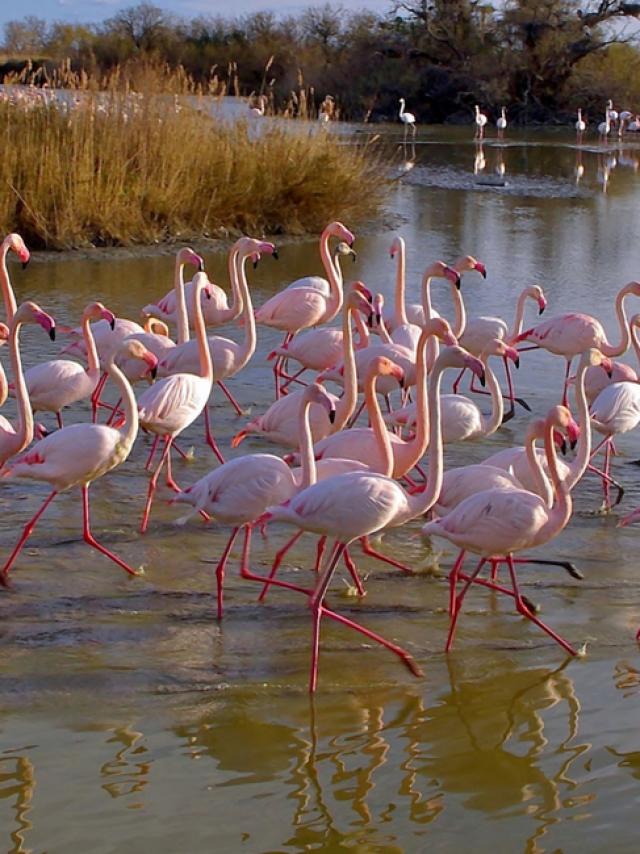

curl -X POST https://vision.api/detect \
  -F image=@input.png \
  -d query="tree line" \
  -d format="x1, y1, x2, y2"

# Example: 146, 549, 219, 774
3, 1, 640, 124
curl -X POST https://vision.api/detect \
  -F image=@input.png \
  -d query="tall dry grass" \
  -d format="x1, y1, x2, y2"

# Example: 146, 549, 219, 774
0, 67, 387, 249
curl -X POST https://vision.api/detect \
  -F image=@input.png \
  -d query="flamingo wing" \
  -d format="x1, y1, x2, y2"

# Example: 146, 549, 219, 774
138, 374, 209, 433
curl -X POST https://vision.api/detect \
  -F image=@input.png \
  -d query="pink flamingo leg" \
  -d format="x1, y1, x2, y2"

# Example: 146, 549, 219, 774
273, 333, 293, 399
348, 398, 366, 427
140, 436, 173, 534
490, 558, 499, 581
164, 446, 181, 492
1, 490, 58, 585
342, 548, 366, 595
448, 550, 467, 616
359, 535, 414, 575
315, 535, 327, 572
446, 557, 487, 652
90, 372, 108, 423
506, 554, 577, 655
561, 358, 573, 407
82, 485, 140, 577
106, 397, 123, 427
586, 462, 624, 507
215, 527, 240, 620
279, 366, 308, 393
452, 366, 465, 395
458, 567, 538, 614
145, 436, 160, 471
257, 529, 305, 602
217, 381, 244, 417
309, 541, 346, 692
202, 404, 225, 464
56, 411, 64, 430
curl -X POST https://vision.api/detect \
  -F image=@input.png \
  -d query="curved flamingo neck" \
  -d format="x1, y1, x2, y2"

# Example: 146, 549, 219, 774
174, 255, 191, 346
364, 372, 393, 477
407, 355, 448, 516
393, 329, 430, 477
601, 286, 635, 357
333, 303, 359, 432
393, 239, 408, 327
319, 229, 344, 322
0, 241, 17, 324
566, 357, 592, 491
8, 317, 33, 455
108, 358, 139, 449
376, 313, 393, 344
297, 397, 319, 489
0, 357, 7, 408
234, 249, 257, 370
509, 289, 531, 339
525, 427, 553, 507
82, 312, 101, 377
539, 419, 572, 543
421, 273, 445, 369
192, 278, 213, 383
450, 283, 466, 338
480, 356, 504, 436
630, 322, 640, 366
352, 309, 370, 349
225, 244, 243, 321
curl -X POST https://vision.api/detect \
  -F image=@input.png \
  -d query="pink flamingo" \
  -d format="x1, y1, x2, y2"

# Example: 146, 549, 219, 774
455, 284, 547, 416
422, 405, 581, 656
259, 345, 484, 691
138, 240, 276, 532
255, 221, 355, 397
0, 336, 157, 588
512, 280, 640, 405
0, 302, 55, 467
20, 302, 115, 429
113, 319, 176, 387
231, 286, 372, 449
589, 380, 640, 511
0, 233, 30, 322
582, 313, 640, 404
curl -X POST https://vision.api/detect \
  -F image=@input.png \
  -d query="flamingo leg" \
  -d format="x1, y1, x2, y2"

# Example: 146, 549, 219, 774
342, 548, 366, 596
359, 535, 414, 575
165, 446, 181, 492
280, 367, 309, 393
309, 541, 346, 692
90, 372, 108, 423
82, 484, 140, 577
315, 535, 327, 572
106, 397, 123, 427
448, 550, 467, 615
140, 436, 173, 534
1, 490, 58, 585
257, 529, 305, 602
586, 462, 624, 507
506, 554, 578, 655
203, 404, 225, 464
56, 411, 64, 430
490, 558, 499, 581
561, 358, 573, 407
145, 435, 160, 471
217, 381, 244, 416
458, 568, 538, 614
348, 399, 366, 427
215, 526, 240, 620
172, 441, 193, 463
452, 367, 465, 395
446, 557, 487, 652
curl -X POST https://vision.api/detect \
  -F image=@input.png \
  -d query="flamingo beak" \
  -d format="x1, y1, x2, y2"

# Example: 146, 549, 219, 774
538, 297, 547, 315
445, 266, 462, 289
560, 438, 567, 456
601, 356, 613, 378
272, 248, 279, 260
329, 409, 336, 424
102, 309, 116, 330
350, 248, 357, 263
506, 346, 520, 368
475, 262, 487, 279
198, 259, 205, 272
22, 260, 29, 270
367, 311, 374, 328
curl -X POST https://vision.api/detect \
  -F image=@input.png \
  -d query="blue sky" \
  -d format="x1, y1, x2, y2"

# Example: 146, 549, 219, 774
0, 0, 392, 28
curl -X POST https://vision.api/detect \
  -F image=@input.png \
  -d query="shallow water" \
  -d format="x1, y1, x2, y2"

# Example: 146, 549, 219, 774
3, 126, 640, 852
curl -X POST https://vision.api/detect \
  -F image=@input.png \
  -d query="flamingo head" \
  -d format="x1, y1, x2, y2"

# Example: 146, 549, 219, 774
0, 322, 9, 345
369, 355, 404, 389
548, 405, 579, 451
14, 301, 56, 341
346, 287, 374, 326
389, 235, 404, 259
373, 293, 384, 325
350, 280, 372, 303
481, 338, 520, 368
329, 222, 355, 247
144, 318, 170, 337
423, 317, 458, 347
303, 382, 336, 423
440, 345, 485, 387
528, 416, 568, 452
426, 261, 461, 289
178, 246, 205, 272
453, 255, 486, 279
84, 301, 116, 330
527, 284, 547, 315
335, 241, 357, 263
5, 233, 30, 268
623, 280, 640, 299
120, 340, 158, 379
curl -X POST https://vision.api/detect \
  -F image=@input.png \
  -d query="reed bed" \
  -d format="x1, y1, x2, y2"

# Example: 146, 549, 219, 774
0, 74, 387, 249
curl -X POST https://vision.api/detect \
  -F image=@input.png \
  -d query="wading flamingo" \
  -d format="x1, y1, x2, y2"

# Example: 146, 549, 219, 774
582, 313, 640, 404
231, 286, 373, 449
474, 105, 488, 139
255, 221, 355, 397
496, 106, 507, 139
259, 345, 484, 691
455, 284, 547, 416
0, 337, 157, 588
0, 233, 30, 322
399, 98, 416, 141
138, 240, 276, 532
21, 302, 115, 429
422, 406, 581, 657
590, 380, 640, 511
513, 280, 640, 405
0, 302, 56, 468
576, 108, 586, 143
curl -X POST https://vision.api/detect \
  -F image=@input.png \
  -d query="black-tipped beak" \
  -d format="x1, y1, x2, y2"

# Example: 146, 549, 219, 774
570, 437, 578, 451
198, 260, 205, 272
150, 365, 158, 379
478, 369, 486, 388
606, 367, 613, 378
560, 438, 567, 456
367, 312, 373, 328
205, 289, 212, 299
454, 275, 461, 290
376, 313, 381, 325
329, 409, 336, 424
272, 249, 279, 260
22, 261, 29, 270
351, 251, 357, 263
109, 318, 116, 331
539, 306, 544, 315
398, 376, 405, 389
49, 327, 56, 341
480, 269, 487, 279
514, 356, 520, 369
253, 259, 259, 270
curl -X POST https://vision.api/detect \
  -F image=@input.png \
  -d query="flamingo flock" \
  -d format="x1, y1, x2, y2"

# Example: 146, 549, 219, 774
2, 224, 640, 693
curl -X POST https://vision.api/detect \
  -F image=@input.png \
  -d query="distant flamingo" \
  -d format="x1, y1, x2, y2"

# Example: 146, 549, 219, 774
255, 221, 355, 397
399, 98, 416, 142
21, 302, 115, 429
576, 108, 586, 143
423, 405, 580, 656
455, 284, 547, 416
231, 286, 373, 449
598, 104, 611, 140
474, 105, 488, 139
260, 345, 484, 691
513, 280, 640, 405
496, 106, 507, 139
0, 337, 157, 588
0, 302, 56, 468
0, 233, 30, 322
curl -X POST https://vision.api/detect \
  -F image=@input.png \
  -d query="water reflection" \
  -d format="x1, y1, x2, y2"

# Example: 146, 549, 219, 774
100, 725, 151, 801
0, 752, 35, 854
473, 139, 486, 175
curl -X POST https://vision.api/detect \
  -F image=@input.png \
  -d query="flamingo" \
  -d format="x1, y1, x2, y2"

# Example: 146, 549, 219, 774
0, 233, 30, 322
259, 345, 484, 691
114, 319, 176, 386
422, 405, 580, 657
512, 280, 640, 405
231, 286, 373, 449
590, 381, 640, 511
575, 108, 586, 142
20, 302, 115, 429
0, 301, 56, 468
399, 98, 416, 142
0, 337, 157, 588
474, 105, 488, 139
454, 284, 547, 416
496, 106, 507, 139
582, 313, 640, 404
598, 104, 611, 140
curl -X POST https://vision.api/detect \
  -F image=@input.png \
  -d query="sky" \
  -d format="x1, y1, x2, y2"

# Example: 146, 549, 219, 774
0, 0, 393, 29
